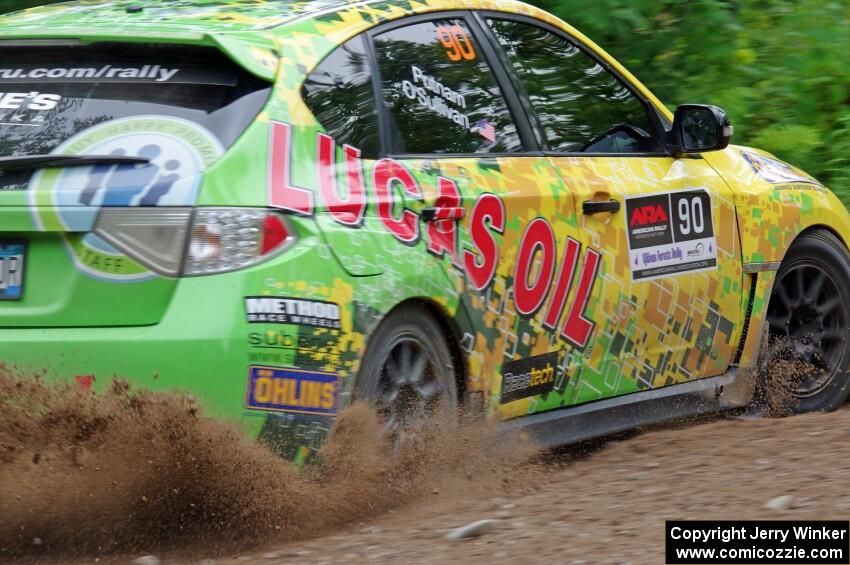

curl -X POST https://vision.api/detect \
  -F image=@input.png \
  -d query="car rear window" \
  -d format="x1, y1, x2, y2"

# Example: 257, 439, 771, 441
0, 43, 271, 189
302, 36, 380, 159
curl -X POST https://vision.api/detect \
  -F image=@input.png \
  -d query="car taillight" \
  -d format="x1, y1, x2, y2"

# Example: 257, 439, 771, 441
184, 208, 294, 276
93, 207, 295, 277
94, 207, 193, 276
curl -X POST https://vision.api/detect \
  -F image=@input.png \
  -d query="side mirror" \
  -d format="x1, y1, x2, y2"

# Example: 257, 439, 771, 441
670, 104, 733, 154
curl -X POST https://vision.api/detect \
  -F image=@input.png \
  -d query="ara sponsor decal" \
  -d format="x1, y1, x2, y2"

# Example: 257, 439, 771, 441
625, 189, 717, 282
30, 116, 223, 282
245, 366, 339, 416
268, 120, 600, 347
500, 351, 559, 403
742, 150, 823, 187
245, 296, 342, 328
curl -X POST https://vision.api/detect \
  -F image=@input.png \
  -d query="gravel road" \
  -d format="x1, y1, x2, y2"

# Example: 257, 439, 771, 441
6, 374, 848, 565
193, 410, 850, 565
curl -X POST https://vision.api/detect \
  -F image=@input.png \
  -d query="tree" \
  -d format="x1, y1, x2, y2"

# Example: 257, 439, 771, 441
535, 0, 850, 199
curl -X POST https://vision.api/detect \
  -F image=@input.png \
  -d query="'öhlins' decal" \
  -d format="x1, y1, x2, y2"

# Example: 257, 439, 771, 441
244, 296, 342, 329
500, 351, 559, 404
246, 366, 338, 415
625, 189, 717, 282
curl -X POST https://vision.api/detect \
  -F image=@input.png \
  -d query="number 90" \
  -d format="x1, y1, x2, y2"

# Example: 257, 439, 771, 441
436, 25, 477, 62
678, 197, 705, 236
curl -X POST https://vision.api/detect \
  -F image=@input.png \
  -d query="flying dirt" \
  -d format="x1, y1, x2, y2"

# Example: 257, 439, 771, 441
0, 371, 538, 561
1, 345, 847, 564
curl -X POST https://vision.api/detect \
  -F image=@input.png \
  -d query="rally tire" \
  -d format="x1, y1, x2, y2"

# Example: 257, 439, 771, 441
764, 228, 850, 413
355, 303, 458, 442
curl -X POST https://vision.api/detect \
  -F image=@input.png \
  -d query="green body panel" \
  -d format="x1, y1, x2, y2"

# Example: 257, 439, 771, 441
197, 119, 272, 208
0, 216, 352, 429
0, 0, 348, 33
0, 233, 176, 327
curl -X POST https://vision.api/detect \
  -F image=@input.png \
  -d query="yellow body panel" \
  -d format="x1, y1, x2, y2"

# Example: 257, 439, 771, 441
265, 0, 850, 418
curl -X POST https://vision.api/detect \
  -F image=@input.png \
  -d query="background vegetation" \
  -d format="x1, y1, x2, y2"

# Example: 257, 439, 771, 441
533, 0, 850, 199
1, 0, 848, 198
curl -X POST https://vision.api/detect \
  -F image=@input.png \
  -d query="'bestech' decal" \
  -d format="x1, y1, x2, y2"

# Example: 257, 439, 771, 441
31, 116, 223, 282
625, 189, 717, 282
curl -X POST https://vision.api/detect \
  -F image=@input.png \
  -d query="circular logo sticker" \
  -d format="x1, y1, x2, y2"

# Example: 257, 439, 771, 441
30, 116, 224, 282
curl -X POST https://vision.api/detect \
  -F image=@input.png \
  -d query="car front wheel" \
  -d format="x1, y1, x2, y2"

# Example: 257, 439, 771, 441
764, 228, 850, 413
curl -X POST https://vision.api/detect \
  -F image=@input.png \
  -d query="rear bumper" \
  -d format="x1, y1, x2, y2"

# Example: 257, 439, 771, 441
0, 245, 357, 447
0, 272, 254, 424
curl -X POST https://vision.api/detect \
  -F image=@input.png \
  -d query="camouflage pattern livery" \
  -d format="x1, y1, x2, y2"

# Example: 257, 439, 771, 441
1, 0, 849, 459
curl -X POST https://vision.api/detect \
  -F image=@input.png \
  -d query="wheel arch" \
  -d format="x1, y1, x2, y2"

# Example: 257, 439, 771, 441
364, 297, 470, 406
739, 223, 850, 370
794, 224, 848, 250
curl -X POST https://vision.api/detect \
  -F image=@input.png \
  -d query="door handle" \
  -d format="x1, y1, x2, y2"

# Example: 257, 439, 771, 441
582, 199, 621, 216
422, 207, 465, 222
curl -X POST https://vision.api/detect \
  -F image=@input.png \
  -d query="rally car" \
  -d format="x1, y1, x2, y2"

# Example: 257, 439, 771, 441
0, 0, 848, 458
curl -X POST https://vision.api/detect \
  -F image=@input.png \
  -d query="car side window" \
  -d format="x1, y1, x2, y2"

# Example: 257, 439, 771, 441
302, 36, 380, 159
373, 18, 522, 155
486, 18, 660, 154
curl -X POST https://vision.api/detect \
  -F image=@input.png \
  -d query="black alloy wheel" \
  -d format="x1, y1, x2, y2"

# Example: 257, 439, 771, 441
356, 304, 458, 445
764, 229, 850, 412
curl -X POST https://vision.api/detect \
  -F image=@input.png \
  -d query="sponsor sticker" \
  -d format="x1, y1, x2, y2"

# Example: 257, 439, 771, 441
742, 150, 823, 187
244, 296, 342, 328
500, 351, 559, 404
0, 91, 61, 111
247, 330, 340, 366
625, 189, 717, 282
30, 115, 223, 282
245, 366, 339, 416
0, 65, 237, 86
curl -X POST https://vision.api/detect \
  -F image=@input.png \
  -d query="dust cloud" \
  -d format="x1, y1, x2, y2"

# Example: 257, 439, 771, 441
0, 372, 539, 560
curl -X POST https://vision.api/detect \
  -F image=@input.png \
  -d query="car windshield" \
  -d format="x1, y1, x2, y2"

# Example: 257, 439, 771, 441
0, 43, 271, 189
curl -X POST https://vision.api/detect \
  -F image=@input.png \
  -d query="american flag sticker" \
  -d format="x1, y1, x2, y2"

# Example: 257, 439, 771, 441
475, 120, 496, 143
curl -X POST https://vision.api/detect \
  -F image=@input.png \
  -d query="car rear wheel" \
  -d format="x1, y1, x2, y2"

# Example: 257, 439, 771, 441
355, 304, 458, 445
764, 228, 850, 413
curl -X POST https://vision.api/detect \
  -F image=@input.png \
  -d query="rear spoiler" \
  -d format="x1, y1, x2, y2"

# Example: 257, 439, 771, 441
0, 30, 280, 82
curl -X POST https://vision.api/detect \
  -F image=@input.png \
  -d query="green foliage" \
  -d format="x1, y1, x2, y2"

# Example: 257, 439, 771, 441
535, 0, 850, 201
0, 1, 848, 199
0, 0, 55, 12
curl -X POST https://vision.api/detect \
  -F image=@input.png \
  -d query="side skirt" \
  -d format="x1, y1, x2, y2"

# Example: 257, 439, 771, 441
499, 368, 757, 449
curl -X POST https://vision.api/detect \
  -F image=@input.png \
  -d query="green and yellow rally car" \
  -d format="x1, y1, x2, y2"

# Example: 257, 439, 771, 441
2, 0, 850, 459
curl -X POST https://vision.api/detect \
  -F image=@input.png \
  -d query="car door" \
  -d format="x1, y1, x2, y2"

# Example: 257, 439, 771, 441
367, 14, 598, 418
479, 15, 746, 408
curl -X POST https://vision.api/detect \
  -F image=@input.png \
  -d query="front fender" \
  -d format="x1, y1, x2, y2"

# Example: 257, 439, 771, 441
704, 145, 850, 266
703, 145, 850, 369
